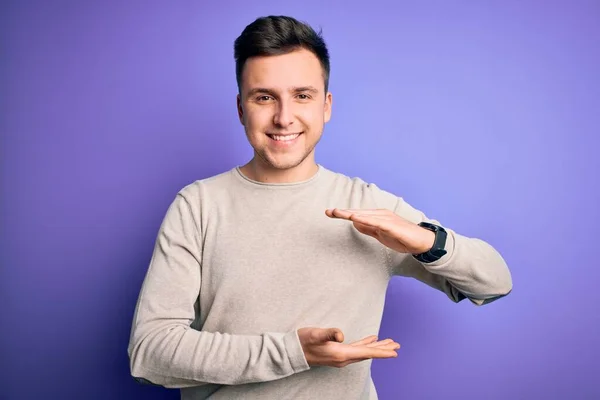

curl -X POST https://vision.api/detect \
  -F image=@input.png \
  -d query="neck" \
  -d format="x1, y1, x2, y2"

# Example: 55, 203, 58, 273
240, 155, 319, 184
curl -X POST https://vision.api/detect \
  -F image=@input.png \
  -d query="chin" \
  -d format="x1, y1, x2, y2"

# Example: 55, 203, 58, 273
262, 152, 311, 170
266, 158, 305, 170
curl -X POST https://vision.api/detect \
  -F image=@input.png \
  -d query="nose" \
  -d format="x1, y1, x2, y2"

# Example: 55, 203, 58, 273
273, 100, 293, 127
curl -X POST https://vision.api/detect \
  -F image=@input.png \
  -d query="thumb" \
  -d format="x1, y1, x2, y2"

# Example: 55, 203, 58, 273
323, 328, 344, 343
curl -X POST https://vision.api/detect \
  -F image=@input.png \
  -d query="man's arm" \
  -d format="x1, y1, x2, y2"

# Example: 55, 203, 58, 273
390, 195, 512, 305
127, 193, 310, 388
364, 183, 513, 306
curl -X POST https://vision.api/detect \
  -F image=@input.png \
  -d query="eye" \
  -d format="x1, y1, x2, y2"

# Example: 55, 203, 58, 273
297, 93, 311, 100
256, 95, 273, 102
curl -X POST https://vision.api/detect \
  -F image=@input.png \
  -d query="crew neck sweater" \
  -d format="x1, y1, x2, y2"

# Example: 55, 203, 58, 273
128, 164, 512, 399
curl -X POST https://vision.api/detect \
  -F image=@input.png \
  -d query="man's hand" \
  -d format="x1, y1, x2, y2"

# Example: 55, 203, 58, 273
298, 327, 400, 368
325, 208, 435, 255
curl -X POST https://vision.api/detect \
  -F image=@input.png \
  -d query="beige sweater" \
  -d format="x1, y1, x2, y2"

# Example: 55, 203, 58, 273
127, 165, 512, 399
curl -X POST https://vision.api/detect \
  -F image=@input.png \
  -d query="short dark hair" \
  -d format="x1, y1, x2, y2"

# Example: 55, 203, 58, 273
234, 15, 330, 93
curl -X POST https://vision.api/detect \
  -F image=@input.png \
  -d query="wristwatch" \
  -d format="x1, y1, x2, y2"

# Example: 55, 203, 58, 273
413, 222, 448, 263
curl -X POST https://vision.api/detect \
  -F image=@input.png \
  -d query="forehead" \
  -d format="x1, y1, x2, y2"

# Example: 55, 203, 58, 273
241, 48, 324, 92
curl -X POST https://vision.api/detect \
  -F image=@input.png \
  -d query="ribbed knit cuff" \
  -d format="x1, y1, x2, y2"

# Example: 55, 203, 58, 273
283, 329, 311, 373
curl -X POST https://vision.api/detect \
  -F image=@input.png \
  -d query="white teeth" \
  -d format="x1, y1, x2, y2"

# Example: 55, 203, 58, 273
271, 133, 300, 141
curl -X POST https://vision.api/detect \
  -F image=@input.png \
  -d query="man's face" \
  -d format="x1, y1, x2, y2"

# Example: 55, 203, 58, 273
237, 48, 332, 171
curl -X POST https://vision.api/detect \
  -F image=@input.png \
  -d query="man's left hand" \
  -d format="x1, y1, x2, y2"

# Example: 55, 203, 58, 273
325, 208, 435, 255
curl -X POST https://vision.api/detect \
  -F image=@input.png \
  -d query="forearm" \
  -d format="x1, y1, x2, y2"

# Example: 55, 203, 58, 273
383, 193, 512, 305
128, 192, 309, 388
416, 228, 513, 304
128, 322, 309, 388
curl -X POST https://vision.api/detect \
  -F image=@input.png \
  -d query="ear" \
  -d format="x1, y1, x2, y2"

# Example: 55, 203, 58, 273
237, 94, 244, 125
324, 92, 333, 123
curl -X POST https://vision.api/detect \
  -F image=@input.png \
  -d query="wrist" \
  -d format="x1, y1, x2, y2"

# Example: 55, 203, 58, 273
416, 229, 436, 254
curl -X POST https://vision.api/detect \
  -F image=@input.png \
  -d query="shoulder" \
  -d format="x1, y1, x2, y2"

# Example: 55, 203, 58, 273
160, 168, 239, 220
176, 168, 237, 200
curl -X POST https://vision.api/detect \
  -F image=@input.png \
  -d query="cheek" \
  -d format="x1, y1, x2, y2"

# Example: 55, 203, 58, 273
302, 106, 325, 126
245, 108, 272, 130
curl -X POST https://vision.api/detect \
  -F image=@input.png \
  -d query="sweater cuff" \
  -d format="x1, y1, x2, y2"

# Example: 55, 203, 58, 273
283, 329, 310, 373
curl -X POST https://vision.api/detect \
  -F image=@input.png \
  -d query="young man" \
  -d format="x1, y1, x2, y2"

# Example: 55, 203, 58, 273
128, 15, 512, 400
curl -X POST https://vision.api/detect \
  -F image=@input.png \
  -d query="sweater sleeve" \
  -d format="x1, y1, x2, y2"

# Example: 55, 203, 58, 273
127, 192, 310, 389
368, 184, 512, 306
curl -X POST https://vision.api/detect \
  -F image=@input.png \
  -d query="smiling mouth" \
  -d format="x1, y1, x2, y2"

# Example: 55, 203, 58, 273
266, 132, 302, 142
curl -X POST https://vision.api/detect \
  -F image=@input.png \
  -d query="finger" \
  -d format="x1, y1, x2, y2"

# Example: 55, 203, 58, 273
326, 328, 344, 343
313, 328, 344, 343
350, 214, 391, 222
366, 338, 393, 347
344, 345, 398, 360
327, 207, 392, 214
326, 208, 393, 220
349, 214, 394, 232
325, 208, 347, 218
350, 335, 378, 346
340, 209, 392, 215
341, 353, 398, 367
368, 341, 401, 351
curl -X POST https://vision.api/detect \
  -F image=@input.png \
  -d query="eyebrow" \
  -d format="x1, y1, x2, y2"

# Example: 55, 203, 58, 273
247, 86, 320, 96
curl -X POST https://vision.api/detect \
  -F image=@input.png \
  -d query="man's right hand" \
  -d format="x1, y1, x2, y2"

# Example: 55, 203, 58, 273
297, 327, 400, 368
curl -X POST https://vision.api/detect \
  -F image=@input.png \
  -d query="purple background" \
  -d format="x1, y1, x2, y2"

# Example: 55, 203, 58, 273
2, 1, 599, 399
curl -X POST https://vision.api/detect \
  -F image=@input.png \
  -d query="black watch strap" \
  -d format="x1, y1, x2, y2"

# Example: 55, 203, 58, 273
413, 222, 448, 263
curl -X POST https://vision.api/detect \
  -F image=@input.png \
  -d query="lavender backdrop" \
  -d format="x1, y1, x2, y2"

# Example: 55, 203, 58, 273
2, 1, 599, 399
